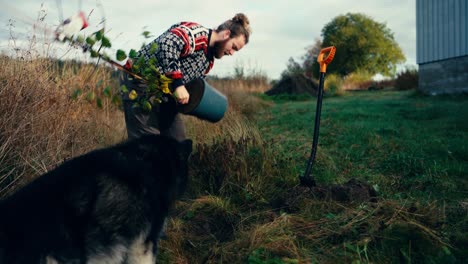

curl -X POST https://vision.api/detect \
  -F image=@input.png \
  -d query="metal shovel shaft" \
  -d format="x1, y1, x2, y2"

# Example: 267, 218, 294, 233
300, 72, 325, 187
299, 46, 336, 187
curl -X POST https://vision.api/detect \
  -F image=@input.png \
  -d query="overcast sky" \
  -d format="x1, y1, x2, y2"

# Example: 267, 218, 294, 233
0, 0, 416, 80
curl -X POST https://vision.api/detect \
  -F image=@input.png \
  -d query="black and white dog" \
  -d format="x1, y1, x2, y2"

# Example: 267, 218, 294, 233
0, 135, 192, 264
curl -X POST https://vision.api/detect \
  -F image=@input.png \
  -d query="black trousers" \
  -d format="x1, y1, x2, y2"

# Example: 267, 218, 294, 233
120, 75, 186, 142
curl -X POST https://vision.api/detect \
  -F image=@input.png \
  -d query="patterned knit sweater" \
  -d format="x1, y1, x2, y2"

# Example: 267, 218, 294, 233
137, 22, 214, 90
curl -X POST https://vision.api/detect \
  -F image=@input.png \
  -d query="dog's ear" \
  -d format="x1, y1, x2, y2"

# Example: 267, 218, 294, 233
178, 139, 193, 161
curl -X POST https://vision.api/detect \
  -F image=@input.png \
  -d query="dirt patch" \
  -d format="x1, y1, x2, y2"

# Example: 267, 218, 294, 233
309, 178, 378, 203
266, 74, 319, 96
271, 179, 378, 211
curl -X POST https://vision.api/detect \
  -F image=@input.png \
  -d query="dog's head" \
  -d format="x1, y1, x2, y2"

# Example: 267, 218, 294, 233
127, 135, 192, 199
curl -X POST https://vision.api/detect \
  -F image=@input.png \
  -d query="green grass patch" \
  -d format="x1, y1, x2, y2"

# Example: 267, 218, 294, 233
256, 90, 468, 201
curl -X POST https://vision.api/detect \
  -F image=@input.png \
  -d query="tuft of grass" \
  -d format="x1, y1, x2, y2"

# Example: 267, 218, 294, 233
187, 136, 298, 207
158, 196, 242, 263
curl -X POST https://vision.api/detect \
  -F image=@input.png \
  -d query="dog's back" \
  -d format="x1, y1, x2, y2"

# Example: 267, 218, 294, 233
0, 135, 192, 264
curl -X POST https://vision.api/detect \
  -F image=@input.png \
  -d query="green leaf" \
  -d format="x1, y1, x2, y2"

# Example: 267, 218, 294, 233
129, 49, 138, 59
149, 64, 159, 74
101, 36, 112, 48
132, 64, 140, 72
147, 83, 158, 93
143, 67, 153, 76
86, 36, 96, 46
103, 86, 112, 98
95, 29, 104, 41
120, 85, 128, 93
344, 242, 357, 252
442, 246, 452, 255
142, 100, 152, 111
112, 95, 122, 106
148, 58, 157, 67
90, 50, 99, 58
185, 211, 195, 219
96, 97, 103, 108
325, 213, 336, 219
142, 31, 152, 38
86, 91, 96, 101
71, 89, 82, 100
149, 43, 158, 53
116, 49, 127, 61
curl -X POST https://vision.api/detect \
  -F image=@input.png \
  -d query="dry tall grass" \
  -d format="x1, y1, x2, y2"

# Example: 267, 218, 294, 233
0, 55, 126, 196
183, 77, 271, 144
0, 52, 272, 196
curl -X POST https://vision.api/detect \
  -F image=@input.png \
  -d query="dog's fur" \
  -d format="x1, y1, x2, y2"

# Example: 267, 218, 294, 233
0, 135, 192, 264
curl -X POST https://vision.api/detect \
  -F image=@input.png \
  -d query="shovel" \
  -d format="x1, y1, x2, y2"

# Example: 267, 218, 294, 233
299, 46, 336, 187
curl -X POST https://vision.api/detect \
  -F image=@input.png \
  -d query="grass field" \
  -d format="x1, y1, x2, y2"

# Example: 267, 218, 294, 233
257, 90, 468, 201
1, 54, 466, 263
157, 89, 467, 263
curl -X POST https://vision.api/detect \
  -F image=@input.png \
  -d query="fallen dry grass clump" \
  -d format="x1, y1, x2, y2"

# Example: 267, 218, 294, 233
159, 190, 453, 263
0, 55, 125, 197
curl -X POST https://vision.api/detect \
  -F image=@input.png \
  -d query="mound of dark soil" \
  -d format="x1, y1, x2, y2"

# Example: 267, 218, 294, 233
266, 74, 319, 96
271, 179, 377, 211
313, 178, 378, 203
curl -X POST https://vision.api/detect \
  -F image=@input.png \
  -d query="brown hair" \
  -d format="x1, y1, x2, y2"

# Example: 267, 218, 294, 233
216, 13, 251, 44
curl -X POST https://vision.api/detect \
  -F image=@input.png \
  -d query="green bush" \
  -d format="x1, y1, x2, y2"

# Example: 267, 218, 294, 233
395, 67, 419, 90
324, 73, 345, 96
342, 71, 373, 91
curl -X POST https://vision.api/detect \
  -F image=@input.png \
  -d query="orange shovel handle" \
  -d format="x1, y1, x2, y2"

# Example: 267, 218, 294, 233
317, 46, 336, 73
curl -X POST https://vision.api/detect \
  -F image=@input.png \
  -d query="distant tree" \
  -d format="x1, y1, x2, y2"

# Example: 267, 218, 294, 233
281, 57, 303, 78
314, 13, 405, 78
302, 38, 322, 78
